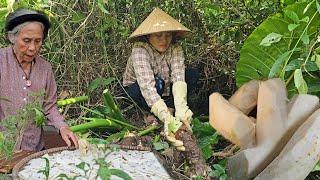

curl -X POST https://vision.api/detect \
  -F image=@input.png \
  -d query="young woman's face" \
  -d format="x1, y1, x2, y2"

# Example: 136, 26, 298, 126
148, 32, 173, 53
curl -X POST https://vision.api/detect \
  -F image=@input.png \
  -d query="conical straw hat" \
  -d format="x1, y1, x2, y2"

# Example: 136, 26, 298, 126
129, 8, 191, 40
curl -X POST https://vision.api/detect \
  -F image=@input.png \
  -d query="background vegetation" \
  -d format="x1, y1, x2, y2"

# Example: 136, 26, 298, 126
0, 0, 294, 117
2, 0, 319, 178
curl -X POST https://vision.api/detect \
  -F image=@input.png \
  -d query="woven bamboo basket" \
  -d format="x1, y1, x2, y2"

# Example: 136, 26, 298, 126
12, 144, 151, 180
12, 146, 75, 180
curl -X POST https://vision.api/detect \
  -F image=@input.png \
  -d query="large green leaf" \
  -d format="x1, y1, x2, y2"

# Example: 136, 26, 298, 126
236, 2, 320, 95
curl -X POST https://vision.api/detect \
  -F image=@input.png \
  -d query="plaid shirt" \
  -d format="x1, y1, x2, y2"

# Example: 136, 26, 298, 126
123, 42, 185, 107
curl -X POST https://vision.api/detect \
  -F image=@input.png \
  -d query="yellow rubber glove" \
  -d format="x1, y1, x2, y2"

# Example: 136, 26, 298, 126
151, 99, 185, 151
172, 81, 193, 131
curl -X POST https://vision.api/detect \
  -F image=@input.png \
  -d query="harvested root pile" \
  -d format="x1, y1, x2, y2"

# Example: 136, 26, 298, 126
118, 124, 209, 179
175, 124, 209, 178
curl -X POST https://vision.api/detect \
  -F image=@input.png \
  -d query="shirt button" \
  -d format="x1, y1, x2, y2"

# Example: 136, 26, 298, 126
23, 98, 27, 101
23, 87, 26, 90
22, 76, 26, 80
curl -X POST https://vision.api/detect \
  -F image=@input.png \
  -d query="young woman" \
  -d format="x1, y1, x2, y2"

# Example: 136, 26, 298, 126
123, 8, 198, 151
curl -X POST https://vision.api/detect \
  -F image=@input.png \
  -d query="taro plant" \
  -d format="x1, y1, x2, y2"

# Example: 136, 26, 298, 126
56, 144, 132, 180
0, 90, 45, 159
38, 157, 50, 180
236, 1, 320, 97
0, 173, 11, 180
208, 159, 228, 180
64, 78, 158, 143
70, 89, 138, 133
192, 117, 221, 160
95, 155, 132, 180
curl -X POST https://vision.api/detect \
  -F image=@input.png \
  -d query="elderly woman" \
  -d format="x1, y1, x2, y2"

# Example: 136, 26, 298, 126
123, 8, 198, 151
0, 8, 78, 151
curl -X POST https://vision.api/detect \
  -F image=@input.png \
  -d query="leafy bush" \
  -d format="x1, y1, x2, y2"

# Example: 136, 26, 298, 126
0, 0, 285, 115
236, 1, 320, 97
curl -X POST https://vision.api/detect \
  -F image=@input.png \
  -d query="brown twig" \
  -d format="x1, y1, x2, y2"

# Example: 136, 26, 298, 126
212, 144, 238, 158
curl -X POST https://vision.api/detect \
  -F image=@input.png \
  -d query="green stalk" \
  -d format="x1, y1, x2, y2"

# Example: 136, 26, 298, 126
80, 105, 104, 117
137, 125, 159, 136
57, 96, 89, 107
102, 89, 127, 122
81, 117, 138, 130
281, 10, 318, 80
70, 118, 122, 132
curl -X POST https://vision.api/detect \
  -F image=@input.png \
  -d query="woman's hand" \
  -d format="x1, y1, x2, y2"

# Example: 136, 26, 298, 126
172, 81, 193, 131
59, 126, 79, 148
176, 108, 193, 131
163, 116, 185, 151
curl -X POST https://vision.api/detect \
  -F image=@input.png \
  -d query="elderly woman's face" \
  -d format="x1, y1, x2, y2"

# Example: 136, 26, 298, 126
148, 32, 172, 53
13, 22, 43, 63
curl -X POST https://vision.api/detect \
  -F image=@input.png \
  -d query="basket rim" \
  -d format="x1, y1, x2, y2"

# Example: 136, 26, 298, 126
12, 146, 76, 180
11, 144, 151, 179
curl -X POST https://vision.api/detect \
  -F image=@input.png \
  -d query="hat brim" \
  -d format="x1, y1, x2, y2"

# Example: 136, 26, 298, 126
128, 30, 191, 42
5, 13, 50, 38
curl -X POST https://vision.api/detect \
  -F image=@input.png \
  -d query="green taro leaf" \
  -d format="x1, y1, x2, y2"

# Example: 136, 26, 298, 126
268, 51, 291, 78
192, 118, 216, 137
76, 162, 90, 173
288, 23, 300, 31
294, 69, 308, 94
152, 141, 169, 150
213, 164, 225, 174
56, 174, 72, 179
315, 54, 320, 70
313, 161, 320, 172
106, 130, 128, 142
109, 169, 132, 180
88, 77, 115, 93
317, 0, 320, 14
259, 33, 283, 46
220, 174, 227, 180
34, 108, 45, 127
304, 1, 313, 14
168, 120, 182, 133
304, 79, 320, 93
95, 158, 111, 179
236, 1, 320, 96
285, 10, 300, 22
97, 0, 109, 14
300, 16, 309, 22
102, 89, 129, 124
285, 59, 319, 72
71, 12, 85, 23
301, 31, 310, 45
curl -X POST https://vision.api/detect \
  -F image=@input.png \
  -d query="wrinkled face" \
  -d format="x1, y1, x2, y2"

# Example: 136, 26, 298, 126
13, 22, 43, 63
148, 32, 173, 53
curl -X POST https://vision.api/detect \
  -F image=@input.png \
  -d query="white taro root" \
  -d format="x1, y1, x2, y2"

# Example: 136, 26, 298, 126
255, 109, 320, 180
229, 79, 260, 115
209, 93, 256, 149
226, 78, 319, 179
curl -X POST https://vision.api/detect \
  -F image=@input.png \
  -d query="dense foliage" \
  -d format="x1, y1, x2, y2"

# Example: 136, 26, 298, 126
236, 0, 320, 97
2, 0, 317, 178
0, 0, 288, 116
